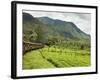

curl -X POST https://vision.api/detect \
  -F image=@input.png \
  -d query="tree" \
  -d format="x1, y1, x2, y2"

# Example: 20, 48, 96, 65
34, 25, 45, 43
80, 44, 84, 50
45, 37, 59, 51
29, 32, 37, 42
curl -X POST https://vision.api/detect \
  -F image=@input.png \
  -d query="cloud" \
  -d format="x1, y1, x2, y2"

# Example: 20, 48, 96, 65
76, 13, 91, 20
23, 10, 91, 34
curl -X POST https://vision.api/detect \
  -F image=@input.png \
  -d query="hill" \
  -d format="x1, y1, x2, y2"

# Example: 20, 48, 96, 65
23, 12, 90, 43
38, 17, 90, 40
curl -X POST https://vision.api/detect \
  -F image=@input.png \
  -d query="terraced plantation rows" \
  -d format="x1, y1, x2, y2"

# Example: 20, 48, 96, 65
23, 46, 90, 69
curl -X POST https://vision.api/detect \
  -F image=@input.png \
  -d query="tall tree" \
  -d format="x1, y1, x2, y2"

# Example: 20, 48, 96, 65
35, 25, 45, 43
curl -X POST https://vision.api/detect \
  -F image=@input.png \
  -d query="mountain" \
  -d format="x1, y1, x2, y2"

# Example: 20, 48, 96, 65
23, 13, 47, 43
38, 17, 90, 40
23, 12, 90, 43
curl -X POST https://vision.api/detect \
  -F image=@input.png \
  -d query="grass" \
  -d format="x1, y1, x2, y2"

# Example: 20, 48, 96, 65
23, 46, 91, 69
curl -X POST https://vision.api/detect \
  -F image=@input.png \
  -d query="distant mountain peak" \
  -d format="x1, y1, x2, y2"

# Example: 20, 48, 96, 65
23, 12, 40, 24
23, 13, 34, 21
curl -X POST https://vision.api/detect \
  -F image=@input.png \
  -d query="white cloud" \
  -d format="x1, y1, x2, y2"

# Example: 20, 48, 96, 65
23, 10, 91, 34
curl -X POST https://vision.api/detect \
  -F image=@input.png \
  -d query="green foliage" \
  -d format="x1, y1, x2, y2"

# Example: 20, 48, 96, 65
23, 45, 91, 69
23, 50, 55, 69
34, 25, 47, 43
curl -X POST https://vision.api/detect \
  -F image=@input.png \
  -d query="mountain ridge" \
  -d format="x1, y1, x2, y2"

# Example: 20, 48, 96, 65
38, 16, 90, 40
23, 12, 90, 43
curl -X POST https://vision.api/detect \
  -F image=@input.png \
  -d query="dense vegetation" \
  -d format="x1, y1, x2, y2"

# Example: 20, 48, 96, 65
23, 44, 90, 69
22, 12, 91, 69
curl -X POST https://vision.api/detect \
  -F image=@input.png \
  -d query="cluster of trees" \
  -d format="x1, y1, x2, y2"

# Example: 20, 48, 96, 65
23, 23, 47, 43
57, 40, 90, 50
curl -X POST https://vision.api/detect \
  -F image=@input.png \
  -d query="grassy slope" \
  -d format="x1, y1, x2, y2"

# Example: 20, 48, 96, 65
23, 46, 90, 69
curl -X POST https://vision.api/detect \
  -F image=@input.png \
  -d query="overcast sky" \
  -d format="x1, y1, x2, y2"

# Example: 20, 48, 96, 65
23, 10, 91, 34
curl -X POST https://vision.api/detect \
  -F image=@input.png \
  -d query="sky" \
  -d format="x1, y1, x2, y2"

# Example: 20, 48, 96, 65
23, 10, 91, 34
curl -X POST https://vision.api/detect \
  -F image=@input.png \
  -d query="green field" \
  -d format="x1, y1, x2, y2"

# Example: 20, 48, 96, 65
23, 45, 91, 69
